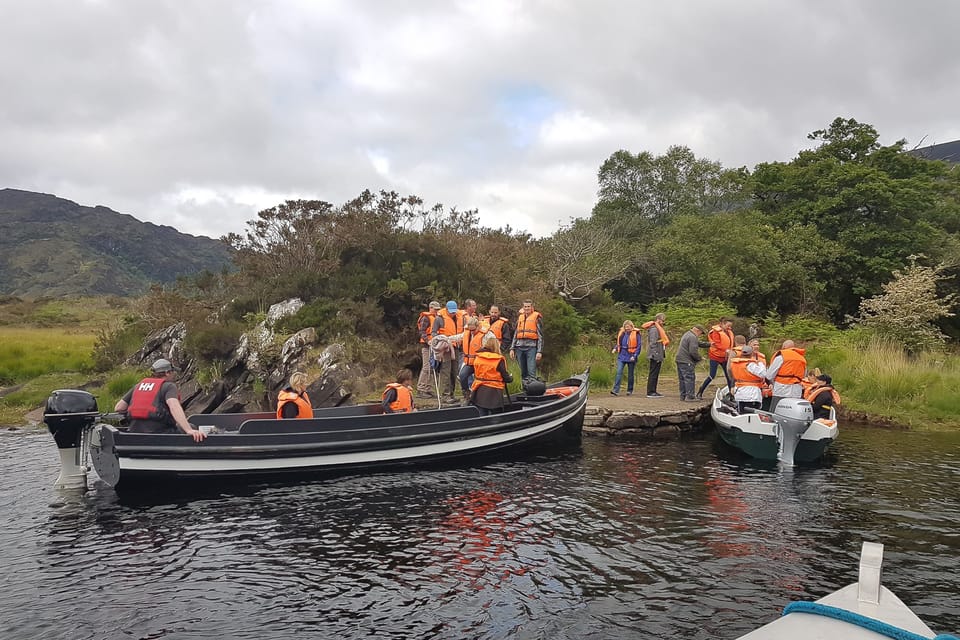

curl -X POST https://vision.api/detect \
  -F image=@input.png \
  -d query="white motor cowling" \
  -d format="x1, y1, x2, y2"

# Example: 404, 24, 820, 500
772, 398, 814, 466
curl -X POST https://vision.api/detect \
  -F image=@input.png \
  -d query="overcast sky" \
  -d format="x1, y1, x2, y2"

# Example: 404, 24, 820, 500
2, 1, 959, 240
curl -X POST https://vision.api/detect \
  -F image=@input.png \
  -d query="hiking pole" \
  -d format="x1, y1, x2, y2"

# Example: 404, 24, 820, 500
433, 367, 441, 409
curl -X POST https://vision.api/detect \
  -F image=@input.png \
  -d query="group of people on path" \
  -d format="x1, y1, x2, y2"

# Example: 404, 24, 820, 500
611, 316, 841, 418
416, 298, 543, 412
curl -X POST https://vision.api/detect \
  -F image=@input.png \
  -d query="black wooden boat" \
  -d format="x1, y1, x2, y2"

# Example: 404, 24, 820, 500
44, 370, 589, 489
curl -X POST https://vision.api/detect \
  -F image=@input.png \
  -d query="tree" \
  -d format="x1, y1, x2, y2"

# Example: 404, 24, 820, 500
544, 217, 634, 301
854, 259, 957, 354
596, 145, 749, 226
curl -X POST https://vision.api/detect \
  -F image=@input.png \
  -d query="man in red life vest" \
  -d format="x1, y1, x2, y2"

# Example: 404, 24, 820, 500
115, 358, 206, 442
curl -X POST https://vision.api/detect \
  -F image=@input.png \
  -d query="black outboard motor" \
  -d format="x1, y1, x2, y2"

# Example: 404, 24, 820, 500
43, 390, 99, 489
770, 398, 814, 466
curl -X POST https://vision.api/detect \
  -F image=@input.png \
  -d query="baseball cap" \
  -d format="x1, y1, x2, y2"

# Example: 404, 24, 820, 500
741, 345, 753, 356
446, 300, 458, 312
693, 325, 706, 333
429, 300, 441, 309
151, 358, 178, 373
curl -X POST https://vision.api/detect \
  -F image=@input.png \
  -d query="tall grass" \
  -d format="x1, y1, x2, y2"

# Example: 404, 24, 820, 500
0, 328, 95, 384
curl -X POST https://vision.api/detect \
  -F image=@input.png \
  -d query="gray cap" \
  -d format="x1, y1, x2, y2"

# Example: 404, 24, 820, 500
429, 300, 441, 309
693, 325, 706, 333
151, 358, 177, 373
741, 345, 753, 355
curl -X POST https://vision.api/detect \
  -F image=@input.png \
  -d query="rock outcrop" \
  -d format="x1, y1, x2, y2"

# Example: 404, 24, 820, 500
124, 299, 357, 414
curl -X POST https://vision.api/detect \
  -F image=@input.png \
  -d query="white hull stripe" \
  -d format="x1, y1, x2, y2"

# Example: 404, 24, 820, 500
121, 412, 573, 473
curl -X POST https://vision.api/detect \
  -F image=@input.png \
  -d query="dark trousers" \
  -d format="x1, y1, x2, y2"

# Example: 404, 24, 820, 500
677, 362, 696, 399
647, 358, 662, 394
697, 358, 732, 396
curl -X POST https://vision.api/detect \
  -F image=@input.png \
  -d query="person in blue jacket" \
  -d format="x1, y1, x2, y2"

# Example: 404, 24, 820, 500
610, 320, 642, 396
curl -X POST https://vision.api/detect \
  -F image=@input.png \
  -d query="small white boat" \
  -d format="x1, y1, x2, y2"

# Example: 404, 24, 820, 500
738, 542, 952, 640
710, 388, 839, 465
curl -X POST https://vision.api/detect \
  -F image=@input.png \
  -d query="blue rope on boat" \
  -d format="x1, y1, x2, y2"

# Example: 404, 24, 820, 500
782, 601, 958, 640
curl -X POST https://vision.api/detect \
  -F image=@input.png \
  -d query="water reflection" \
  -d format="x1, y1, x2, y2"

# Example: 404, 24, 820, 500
2, 427, 958, 639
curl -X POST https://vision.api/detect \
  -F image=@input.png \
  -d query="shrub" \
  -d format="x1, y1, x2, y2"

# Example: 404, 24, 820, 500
92, 319, 150, 372
538, 297, 584, 374
183, 321, 245, 362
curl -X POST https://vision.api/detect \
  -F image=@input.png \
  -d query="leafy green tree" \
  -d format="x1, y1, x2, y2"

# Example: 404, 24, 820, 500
751, 117, 956, 320
853, 259, 957, 354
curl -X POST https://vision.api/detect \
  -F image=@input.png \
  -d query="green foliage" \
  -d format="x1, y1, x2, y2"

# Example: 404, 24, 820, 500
0, 372, 94, 425
853, 260, 957, 354
194, 361, 226, 391
275, 299, 353, 337
104, 371, 142, 400
537, 298, 585, 374
647, 295, 738, 338
92, 318, 150, 372
761, 313, 843, 345
183, 321, 246, 362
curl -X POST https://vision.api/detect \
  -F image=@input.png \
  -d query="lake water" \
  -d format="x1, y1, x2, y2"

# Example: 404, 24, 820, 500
2, 426, 958, 639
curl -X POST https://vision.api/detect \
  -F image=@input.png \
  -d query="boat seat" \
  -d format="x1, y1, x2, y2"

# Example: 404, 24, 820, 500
236, 406, 483, 434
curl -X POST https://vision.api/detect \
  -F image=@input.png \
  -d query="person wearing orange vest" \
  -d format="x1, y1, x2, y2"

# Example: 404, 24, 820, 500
276, 371, 314, 419
509, 299, 543, 381
114, 358, 206, 442
729, 345, 767, 414
382, 368, 415, 413
462, 334, 513, 415
748, 338, 773, 407
696, 319, 735, 399
764, 339, 808, 411
433, 300, 466, 400
642, 313, 669, 397
486, 305, 513, 354
804, 374, 841, 420
456, 316, 489, 396
610, 320, 642, 396
416, 300, 442, 398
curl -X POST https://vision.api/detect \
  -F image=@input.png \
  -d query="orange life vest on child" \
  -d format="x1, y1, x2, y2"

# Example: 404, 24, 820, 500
382, 383, 414, 413
276, 390, 314, 419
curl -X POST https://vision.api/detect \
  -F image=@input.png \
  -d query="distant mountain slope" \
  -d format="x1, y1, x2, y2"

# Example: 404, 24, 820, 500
911, 140, 960, 163
0, 189, 234, 297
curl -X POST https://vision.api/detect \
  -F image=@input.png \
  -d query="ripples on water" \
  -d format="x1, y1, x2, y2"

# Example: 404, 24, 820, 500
1, 426, 957, 639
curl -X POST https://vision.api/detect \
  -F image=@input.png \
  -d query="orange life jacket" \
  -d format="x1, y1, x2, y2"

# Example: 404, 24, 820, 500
471, 351, 507, 391
615, 328, 641, 352
461, 328, 486, 366
730, 357, 765, 389
515, 311, 542, 341
382, 383, 414, 413
772, 348, 807, 385
641, 320, 671, 346
488, 317, 507, 340
417, 311, 436, 345
128, 377, 177, 423
276, 389, 314, 419
708, 325, 735, 361
437, 309, 464, 338
804, 384, 841, 407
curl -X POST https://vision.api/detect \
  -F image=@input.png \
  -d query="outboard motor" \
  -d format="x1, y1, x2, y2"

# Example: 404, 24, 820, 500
43, 390, 99, 490
771, 398, 814, 466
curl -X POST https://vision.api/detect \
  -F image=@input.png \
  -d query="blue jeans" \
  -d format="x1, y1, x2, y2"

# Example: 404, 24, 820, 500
515, 347, 537, 380
697, 358, 731, 396
612, 359, 636, 393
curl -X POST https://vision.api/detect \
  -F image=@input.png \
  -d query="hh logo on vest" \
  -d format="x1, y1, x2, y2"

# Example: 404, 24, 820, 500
138, 382, 157, 392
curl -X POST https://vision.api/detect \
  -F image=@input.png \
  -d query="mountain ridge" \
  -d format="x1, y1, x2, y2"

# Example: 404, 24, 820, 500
0, 188, 234, 298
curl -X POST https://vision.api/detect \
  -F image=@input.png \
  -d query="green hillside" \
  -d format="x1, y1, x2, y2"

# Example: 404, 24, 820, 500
0, 189, 233, 297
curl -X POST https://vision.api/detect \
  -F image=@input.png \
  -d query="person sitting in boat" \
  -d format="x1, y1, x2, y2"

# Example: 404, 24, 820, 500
804, 374, 841, 420
728, 345, 767, 414
462, 334, 513, 416
764, 339, 807, 411
382, 368, 415, 413
114, 358, 206, 442
276, 371, 314, 419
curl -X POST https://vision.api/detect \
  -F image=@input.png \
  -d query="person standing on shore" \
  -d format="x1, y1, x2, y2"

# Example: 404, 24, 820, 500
486, 305, 512, 354
675, 325, 705, 401
642, 313, 669, 398
697, 318, 735, 399
610, 320, 642, 396
509, 300, 543, 381
416, 301, 441, 398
